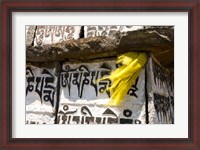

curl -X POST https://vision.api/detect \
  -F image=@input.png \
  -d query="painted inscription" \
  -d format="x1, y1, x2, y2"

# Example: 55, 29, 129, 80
146, 57, 174, 124
34, 26, 81, 46
26, 25, 36, 46
152, 59, 170, 89
57, 105, 141, 124
60, 62, 139, 100
85, 26, 144, 37
153, 93, 174, 124
58, 60, 146, 124
151, 59, 174, 124
26, 67, 56, 107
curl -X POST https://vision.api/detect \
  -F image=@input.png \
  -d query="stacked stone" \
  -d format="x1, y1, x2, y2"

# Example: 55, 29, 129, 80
25, 26, 174, 124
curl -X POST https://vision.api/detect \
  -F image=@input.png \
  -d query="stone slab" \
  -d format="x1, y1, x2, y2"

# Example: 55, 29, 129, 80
27, 26, 174, 74
34, 26, 81, 46
146, 56, 174, 124
57, 59, 146, 124
26, 62, 61, 124
26, 25, 36, 46
84, 26, 144, 37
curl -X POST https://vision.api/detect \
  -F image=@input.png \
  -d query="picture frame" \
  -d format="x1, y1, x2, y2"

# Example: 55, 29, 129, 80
0, 0, 199, 149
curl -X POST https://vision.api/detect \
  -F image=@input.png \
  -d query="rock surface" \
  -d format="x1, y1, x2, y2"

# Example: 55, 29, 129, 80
57, 59, 146, 124
26, 26, 36, 46
25, 56, 174, 124
26, 26, 174, 73
146, 56, 174, 124
26, 61, 61, 124
33, 26, 82, 46
84, 26, 145, 37
25, 26, 174, 124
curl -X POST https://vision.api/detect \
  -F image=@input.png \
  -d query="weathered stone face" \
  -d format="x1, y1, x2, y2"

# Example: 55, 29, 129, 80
33, 26, 81, 46
25, 62, 61, 124
57, 59, 146, 124
84, 26, 144, 37
25, 55, 174, 124
26, 25, 36, 46
25, 25, 174, 124
146, 56, 174, 124
26, 25, 174, 73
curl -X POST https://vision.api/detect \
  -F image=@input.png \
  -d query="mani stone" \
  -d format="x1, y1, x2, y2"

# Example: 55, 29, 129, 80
26, 26, 174, 74
57, 59, 146, 124
84, 26, 144, 38
146, 56, 174, 124
25, 61, 61, 124
33, 26, 81, 47
26, 25, 36, 46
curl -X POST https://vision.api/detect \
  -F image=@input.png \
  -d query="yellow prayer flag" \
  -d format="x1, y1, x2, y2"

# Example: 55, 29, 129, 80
99, 52, 147, 106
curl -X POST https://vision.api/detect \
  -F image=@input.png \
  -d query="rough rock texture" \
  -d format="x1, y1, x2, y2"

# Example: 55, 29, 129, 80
26, 61, 61, 124
25, 26, 174, 124
57, 59, 146, 124
24, 56, 174, 124
146, 56, 174, 124
33, 26, 82, 46
26, 26, 36, 46
84, 26, 145, 37
26, 27, 174, 73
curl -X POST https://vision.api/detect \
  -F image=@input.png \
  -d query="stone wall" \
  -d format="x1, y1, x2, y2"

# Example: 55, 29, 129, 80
34, 26, 81, 46
26, 62, 61, 124
57, 60, 146, 124
26, 25, 174, 124
146, 56, 174, 124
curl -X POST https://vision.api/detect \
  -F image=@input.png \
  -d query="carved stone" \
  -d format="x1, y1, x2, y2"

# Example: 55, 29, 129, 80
26, 26, 174, 73
33, 26, 82, 46
25, 26, 174, 124
146, 56, 174, 124
26, 26, 36, 46
26, 61, 61, 124
57, 59, 146, 124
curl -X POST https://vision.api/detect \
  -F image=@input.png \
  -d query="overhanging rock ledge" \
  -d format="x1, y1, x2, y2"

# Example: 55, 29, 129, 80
26, 27, 174, 73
